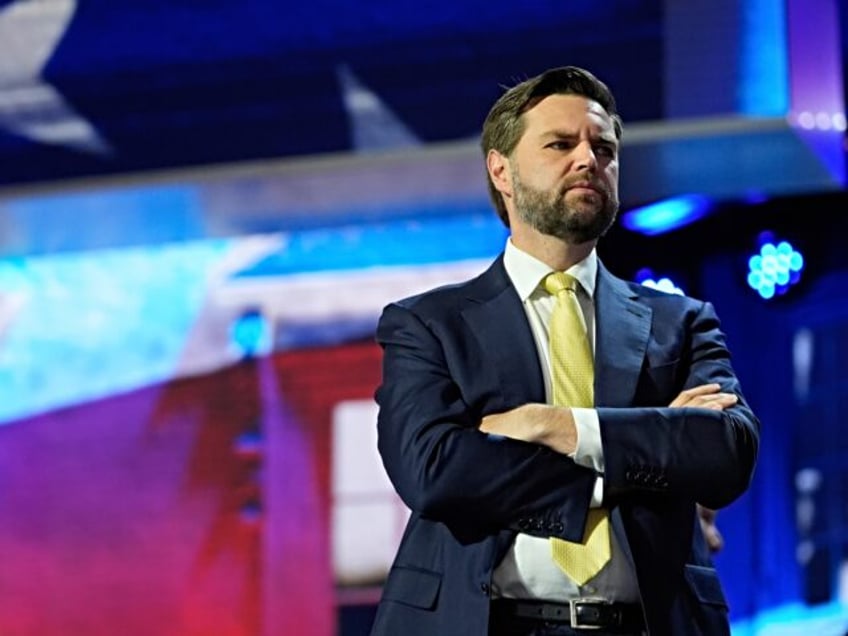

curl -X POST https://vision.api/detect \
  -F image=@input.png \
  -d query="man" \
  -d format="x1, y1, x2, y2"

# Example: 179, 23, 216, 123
370, 66, 759, 636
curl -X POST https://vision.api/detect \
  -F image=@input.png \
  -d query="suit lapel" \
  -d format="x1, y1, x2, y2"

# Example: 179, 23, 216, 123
460, 257, 546, 409
593, 264, 652, 408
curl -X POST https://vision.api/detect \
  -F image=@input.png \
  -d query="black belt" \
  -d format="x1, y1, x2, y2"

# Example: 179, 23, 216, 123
491, 598, 644, 631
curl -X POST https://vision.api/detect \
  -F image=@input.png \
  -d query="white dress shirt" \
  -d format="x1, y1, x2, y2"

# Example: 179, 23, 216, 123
491, 239, 640, 602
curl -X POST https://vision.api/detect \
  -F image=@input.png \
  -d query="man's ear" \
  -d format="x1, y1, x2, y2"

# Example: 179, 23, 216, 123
486, 149, 513, 198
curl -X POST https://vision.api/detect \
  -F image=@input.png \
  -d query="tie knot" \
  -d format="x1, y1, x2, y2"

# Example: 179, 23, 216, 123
544, 272, 579, 297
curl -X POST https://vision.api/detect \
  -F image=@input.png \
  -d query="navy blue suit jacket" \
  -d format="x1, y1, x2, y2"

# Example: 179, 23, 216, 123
371, 255, 759, 636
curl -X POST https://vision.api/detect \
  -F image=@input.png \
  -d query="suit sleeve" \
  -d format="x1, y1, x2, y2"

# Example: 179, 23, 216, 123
375, 302, 594, 541
599, 301, 760, 509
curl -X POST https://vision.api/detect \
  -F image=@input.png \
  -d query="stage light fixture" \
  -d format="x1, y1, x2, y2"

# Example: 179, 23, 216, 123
230, 308, 270, 357
621, 195, 712, 236
746, 235, 804, 299
794, 110, 847, 131
234, 429, 263, 458
634, 268, 685, 296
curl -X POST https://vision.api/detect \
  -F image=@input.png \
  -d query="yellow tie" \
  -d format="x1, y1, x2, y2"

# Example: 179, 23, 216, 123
544, 272, 611, 586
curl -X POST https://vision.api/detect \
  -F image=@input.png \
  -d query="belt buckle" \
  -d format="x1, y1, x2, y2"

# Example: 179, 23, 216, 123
568, 598, 608, 630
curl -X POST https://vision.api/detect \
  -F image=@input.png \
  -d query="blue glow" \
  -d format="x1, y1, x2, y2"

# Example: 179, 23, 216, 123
234, 211, 507, 277
231, 309, 269, 357
4, 185, 206, 256
234, 430, 263, 457
731, 600, 848, 636
621, 195, 712, 236
747, 236, 804, 299
739, 0, 789, 115
641, 277, 685, 296
0, 239, 234, 424
634, 268, 685, 296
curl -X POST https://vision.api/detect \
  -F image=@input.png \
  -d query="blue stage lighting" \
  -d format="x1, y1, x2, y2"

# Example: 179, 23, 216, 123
234, 429, 263, 458
231, 309, 269, 357
747, 236, 804, 299
621, 195, 712, 236
634, 268, 685, 296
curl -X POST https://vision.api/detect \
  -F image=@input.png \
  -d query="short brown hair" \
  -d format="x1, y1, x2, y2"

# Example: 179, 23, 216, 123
481, 66, 623, 226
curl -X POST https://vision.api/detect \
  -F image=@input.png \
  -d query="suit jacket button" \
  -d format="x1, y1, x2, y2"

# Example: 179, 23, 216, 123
551, 522, 564, 533
480, 583, 490, 595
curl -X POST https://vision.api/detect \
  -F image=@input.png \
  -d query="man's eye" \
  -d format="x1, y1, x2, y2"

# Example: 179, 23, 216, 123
547, 141, 572, 150
594, 145, 616, 158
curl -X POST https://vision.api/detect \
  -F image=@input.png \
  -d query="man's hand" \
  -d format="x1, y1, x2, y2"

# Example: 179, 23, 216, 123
669, 383, 738, 410
697, 505, 723, 553
480, 404, 577, 455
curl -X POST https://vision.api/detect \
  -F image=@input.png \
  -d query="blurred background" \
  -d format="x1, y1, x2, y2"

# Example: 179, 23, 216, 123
1, 0, 847, 634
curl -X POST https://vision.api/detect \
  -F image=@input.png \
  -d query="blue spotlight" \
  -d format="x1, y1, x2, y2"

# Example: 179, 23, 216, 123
234, 429, 263, 458
231, 308, 270, 357
621, 195, 712, 236
747, 235, 804, 299
634, 268, 685, 296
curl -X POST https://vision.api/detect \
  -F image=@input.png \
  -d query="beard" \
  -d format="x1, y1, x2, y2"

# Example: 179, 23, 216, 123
513, 170, 619, 244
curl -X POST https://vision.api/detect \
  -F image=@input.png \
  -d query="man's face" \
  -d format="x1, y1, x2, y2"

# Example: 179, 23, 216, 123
509, 93, 620, 244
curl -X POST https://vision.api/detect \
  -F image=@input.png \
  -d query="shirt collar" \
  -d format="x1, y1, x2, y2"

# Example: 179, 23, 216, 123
503, 238, 598, 301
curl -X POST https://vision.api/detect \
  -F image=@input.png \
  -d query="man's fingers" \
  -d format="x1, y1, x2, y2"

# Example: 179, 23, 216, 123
698, 505, 724, 554
687, 393, 738, 410
668, 383, 720, 407
669, 384, 738, 410
684, 383, 721, 395
698, 393, 738, 410
479, 414, 500, 432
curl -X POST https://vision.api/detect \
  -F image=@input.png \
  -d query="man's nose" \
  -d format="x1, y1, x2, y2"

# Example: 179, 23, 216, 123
573, 141, 597, 171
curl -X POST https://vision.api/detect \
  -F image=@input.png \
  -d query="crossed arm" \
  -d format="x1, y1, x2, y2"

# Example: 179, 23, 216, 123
479, 383, 734, 551
480, 383, 738, 455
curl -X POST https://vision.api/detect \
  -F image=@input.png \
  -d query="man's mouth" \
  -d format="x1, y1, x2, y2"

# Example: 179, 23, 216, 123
565, 181, 604, 198
568, 180, 600, 193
